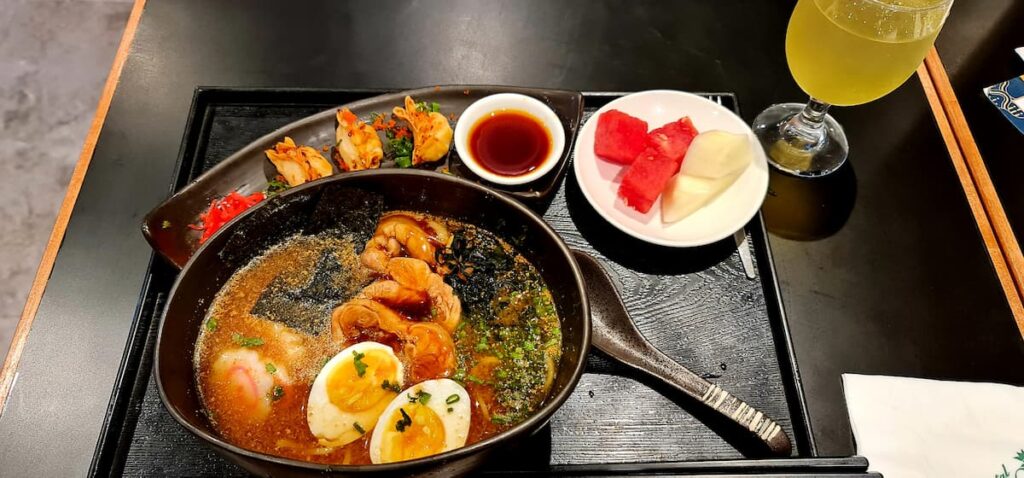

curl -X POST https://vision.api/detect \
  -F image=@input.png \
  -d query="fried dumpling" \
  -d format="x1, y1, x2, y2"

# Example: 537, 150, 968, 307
264, 137, 333, 186
392, 96, 453, 165
335, 108, 384, 171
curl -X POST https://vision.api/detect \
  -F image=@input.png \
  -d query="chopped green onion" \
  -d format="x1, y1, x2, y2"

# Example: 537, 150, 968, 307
269, 385, 284, 401
417, 392, 432, 405
265, 363, 277, 374
353, 422, 366, 434
430, 101, 440, 113
395, 156, 412, 168
445, 394, 460, 405
205, 317, 218, 332
396, 408, 412, 432
352, 351, 368, 377
265, 178, 289, 194
232, 333, 263, 347
381, 379, 402, 393
161, 220, 172, 229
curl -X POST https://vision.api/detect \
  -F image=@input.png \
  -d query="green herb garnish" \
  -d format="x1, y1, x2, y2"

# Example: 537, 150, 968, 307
394, 155, 412, 168
353, 422, 366, 434
490, 413, 511, 425
447, 407, 453, 413
430, 101, 440, 113
396, 408, 412, 432
232, 333, 263, 347
533, 292, 555, 317
269, 385, 284, 401
161, 220, 172, 229
445, 394, 460, 405
205, 317, 218, 332
407, 391, 432, 405
352, 350, 367, 377
466, 375, 486, 385
265, 363, 277, 374
415, 101, 429, 112
265, 178, 289, 194
381, 379, 402, 393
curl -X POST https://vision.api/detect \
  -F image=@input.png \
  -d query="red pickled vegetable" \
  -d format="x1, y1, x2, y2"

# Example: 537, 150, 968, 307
191, 191, 266, 243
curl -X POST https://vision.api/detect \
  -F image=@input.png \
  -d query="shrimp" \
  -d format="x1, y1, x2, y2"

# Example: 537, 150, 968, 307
335, 108, 384, 172
358, 258, 461, 333
360, 212, 451, 274
264, 137, 334, 186
331, 299, 456, 382
392, 96, 453, 165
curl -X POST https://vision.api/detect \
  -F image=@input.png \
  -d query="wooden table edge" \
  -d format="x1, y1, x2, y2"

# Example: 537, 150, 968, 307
0, 0, 147, 414
919, 48, 1024, 337
1, 13, 1021, 419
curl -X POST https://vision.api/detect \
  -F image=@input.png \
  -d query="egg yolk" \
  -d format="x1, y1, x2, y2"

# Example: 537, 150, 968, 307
380, 404, 446, 462
326, 349, 399, 412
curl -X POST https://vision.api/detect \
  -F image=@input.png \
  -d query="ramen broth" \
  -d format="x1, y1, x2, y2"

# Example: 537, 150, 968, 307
194, 214, 562, 465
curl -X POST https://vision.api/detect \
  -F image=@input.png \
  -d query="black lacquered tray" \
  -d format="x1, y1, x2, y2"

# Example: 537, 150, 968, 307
90, 88, 876, 477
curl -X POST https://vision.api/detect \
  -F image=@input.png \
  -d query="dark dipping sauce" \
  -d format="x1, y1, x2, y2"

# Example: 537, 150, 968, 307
468, 110, 552, 177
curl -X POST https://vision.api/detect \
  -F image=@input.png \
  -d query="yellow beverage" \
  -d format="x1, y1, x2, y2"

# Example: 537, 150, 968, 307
786, 0, 949, 106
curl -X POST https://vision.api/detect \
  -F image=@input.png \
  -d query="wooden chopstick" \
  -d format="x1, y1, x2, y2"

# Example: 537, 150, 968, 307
918, 48, 1024, 336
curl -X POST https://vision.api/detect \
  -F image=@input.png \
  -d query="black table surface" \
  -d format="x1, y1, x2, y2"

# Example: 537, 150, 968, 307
935, 0, 1024, 242
1, 0, 1022, 475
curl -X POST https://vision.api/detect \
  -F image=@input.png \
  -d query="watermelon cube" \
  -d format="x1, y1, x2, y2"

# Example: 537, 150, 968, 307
617, 149, 681, 213
594, 110, 649, 165
616, 117, 700, 213
645, 117, 699, 162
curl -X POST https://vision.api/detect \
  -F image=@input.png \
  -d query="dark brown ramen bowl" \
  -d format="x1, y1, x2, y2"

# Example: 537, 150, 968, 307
153, 170, 590, 477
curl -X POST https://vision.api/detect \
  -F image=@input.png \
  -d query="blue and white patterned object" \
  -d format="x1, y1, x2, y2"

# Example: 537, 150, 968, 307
984, 75, 1024, 135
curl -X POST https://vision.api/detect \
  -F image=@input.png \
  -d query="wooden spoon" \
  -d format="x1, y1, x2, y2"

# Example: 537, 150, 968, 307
572, 250, 793, 456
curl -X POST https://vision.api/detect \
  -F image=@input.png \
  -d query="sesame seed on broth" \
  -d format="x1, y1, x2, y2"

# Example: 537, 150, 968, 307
194, 214, 562, 465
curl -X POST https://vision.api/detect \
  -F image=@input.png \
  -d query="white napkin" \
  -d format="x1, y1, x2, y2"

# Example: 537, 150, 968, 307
842, 374, 1024, 478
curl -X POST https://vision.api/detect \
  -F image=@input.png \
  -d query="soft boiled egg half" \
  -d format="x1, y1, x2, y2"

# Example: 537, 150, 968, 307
307, 342, 404, 447
369, 379, 471, 464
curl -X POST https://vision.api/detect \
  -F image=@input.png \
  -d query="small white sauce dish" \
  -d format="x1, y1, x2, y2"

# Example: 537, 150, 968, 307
454, 93, 566, 186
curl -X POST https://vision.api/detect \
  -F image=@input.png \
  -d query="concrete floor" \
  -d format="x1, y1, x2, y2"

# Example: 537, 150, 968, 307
0, 0, 132, 359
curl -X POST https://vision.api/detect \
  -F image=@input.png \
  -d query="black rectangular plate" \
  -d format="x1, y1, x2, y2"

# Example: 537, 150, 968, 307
90, 88, 874, 477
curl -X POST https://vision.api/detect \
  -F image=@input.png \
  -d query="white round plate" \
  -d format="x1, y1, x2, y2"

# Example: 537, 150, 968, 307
572, 90, 769, 247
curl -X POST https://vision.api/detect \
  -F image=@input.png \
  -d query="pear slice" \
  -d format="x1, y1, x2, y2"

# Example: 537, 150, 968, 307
662, 130, 753, 223
662, 174, 739, 223
679, 130, 752, 179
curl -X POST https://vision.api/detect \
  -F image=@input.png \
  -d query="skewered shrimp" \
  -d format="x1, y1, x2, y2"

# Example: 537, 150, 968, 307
360, 212, 451, 274
335, 108, 384, 171
264, 137, 333, 186
331, 298, 456, 382
392, 96, 453, 165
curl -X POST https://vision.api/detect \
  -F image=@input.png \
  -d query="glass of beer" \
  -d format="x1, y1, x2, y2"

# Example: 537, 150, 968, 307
753, 0, 954, 177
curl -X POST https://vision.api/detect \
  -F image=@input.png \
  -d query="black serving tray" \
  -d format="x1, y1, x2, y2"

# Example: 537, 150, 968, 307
90, 88, 877, 477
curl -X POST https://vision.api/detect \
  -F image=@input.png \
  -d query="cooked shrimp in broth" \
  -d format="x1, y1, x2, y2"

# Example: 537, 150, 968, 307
195, 211, 561, 465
